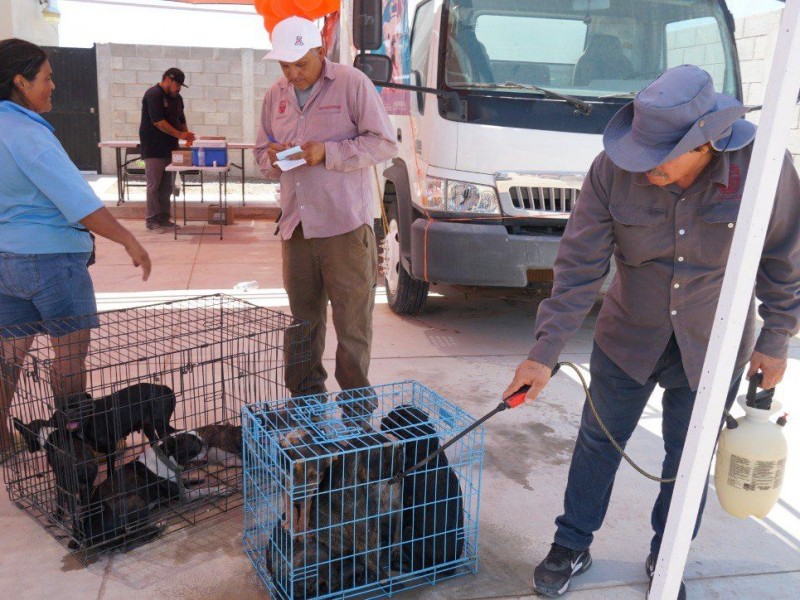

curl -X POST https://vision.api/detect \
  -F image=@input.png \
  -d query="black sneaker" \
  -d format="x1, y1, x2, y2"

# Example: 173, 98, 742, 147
645, 553, 686, 599
533, 543, 592, 597
146, 221, 167, 232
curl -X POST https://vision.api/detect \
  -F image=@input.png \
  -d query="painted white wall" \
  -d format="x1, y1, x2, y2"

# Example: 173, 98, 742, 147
0, 0, 60, 46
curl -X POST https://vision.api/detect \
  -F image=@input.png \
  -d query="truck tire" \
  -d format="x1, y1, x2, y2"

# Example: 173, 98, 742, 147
383, 204, 429, 315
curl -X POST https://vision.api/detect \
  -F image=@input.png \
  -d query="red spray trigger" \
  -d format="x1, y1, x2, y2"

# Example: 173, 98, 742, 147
502, 365, 560, 409
504, 385, 531, 408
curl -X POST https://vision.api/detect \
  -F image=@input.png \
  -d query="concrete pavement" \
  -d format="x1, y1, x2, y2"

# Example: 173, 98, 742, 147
1, 218, 798, 599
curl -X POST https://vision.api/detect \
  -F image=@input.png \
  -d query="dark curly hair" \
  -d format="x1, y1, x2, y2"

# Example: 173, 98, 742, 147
0, 38, 48, 102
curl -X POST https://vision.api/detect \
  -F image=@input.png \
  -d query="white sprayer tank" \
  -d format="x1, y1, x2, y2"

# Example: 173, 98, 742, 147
714, 379, 788, 519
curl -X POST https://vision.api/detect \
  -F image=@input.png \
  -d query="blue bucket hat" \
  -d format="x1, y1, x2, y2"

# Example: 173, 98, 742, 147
603, 65, 755, 172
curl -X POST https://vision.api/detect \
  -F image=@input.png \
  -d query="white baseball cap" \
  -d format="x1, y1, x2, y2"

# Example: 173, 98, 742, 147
263, 16, 323, 63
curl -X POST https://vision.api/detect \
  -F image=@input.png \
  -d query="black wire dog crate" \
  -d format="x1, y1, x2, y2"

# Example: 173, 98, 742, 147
242, 381, 485, 600
1, 294, 308, 559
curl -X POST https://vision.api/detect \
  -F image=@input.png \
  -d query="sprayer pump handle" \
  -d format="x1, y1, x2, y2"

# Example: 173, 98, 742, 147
747, 372, 764, 399
746, 371, 776, 409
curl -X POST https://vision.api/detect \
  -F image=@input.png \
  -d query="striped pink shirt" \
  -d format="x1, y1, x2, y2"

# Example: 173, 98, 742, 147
255, 60, 397, 240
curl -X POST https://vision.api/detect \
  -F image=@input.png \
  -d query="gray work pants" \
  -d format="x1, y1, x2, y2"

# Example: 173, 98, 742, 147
144, 158, 174, 224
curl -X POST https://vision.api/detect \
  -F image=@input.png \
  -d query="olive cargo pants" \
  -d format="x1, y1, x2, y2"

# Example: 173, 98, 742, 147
282, 224, 378, 418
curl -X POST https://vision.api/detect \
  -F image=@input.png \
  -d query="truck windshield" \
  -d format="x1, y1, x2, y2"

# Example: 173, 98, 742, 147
443, 0, 739, 100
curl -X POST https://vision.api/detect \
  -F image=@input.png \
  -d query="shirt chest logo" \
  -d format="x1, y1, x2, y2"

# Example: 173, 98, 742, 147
278, 100, 287, 114
717, 164, 742, 201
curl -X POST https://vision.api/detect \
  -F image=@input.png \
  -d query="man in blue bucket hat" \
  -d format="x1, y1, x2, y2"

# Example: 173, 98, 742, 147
504, 64, 800, 598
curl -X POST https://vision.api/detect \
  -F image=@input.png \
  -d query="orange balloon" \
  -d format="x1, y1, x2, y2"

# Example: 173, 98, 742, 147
255, 0, 341, 33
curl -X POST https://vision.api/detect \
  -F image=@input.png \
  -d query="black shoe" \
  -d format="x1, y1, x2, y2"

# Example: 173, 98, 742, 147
146, 221, 167, 232
533, 543, 592, 597
646, 553, 686, 599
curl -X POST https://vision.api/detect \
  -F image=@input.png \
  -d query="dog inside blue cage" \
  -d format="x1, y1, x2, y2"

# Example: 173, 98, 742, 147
243, 381, 483, 600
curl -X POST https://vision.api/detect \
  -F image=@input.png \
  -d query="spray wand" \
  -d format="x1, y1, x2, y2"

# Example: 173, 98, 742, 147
389, 365, 561, 484
391, 360, 682, 485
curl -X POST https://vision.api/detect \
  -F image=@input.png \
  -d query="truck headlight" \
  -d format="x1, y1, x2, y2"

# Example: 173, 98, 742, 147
422, 177, 500, 214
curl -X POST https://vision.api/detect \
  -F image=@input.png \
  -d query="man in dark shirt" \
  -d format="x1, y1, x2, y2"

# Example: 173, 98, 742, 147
139, 67, 194, 231
504, 65, 800, 598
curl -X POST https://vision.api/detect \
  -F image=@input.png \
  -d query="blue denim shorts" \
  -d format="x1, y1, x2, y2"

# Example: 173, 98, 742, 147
0, 252, 99, 338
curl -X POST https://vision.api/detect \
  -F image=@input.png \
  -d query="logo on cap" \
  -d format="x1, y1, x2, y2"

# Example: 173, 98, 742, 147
295, 36, 304, 46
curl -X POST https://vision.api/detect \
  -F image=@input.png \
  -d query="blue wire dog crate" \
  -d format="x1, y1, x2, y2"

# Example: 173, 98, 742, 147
242, 381, 485, 599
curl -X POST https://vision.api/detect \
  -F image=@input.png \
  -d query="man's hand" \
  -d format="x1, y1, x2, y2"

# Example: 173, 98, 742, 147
267, 142, 289, 166
178, 131, 196, 143
503, 359, 553, 405
747, 350, 786, 390
300, 141, 326, 166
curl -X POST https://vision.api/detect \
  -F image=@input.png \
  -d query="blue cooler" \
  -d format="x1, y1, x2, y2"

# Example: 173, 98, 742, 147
192, 139, 228, 167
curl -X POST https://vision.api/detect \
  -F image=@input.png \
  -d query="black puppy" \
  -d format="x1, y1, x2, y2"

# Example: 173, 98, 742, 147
65, 383, 178, 476
13, 416, 98, 534
381, 405, 465, 573
309, 432, 403, 585
80, 431, 228, 549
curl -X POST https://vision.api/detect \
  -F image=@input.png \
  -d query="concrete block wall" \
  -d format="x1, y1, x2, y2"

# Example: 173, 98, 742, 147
96, 43, 282, 176
735, 10, 800, 171
667, 22, 727, 87
0, 0, 59, 47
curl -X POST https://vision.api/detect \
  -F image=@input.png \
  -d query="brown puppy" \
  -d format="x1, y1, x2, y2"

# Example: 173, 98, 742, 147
196, 423, 242, 467
309, 432, 403, 585
277, 428, 335, 534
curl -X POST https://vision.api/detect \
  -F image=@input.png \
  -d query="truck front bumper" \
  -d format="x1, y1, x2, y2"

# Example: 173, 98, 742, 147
409, 218, 562, 287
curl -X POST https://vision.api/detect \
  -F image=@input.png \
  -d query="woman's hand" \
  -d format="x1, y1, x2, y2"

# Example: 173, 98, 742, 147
125, 239, 151, 281
79, 207, 151, 280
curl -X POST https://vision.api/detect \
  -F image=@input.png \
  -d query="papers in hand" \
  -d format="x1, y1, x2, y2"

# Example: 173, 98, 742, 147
273, 146, 306, 171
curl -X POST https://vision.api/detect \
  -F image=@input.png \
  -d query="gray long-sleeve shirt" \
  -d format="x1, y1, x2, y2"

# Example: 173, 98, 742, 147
254, 60, 397, 240
528, 145, 800, 390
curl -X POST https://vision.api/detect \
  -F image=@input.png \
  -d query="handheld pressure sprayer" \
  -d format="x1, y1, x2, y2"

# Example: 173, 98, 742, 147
714, 372, 788, 518
394, 363, 788, 520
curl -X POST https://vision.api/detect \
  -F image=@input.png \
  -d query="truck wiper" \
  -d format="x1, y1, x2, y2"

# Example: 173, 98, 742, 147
454, 81, 593, 116
597, 91, 637, 99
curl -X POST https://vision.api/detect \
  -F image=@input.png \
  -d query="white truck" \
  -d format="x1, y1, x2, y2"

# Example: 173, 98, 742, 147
336, 0, 742, 314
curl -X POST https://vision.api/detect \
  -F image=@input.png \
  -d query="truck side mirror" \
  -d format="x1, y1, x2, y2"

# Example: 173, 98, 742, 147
354, 54, 393, 83
354, 0, 383, 50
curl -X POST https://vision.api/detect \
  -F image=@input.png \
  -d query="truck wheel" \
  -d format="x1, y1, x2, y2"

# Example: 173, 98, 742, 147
383, 205, 429, 315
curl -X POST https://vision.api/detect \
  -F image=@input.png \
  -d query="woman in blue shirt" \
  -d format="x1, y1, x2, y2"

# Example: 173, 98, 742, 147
0, 39, 151, 461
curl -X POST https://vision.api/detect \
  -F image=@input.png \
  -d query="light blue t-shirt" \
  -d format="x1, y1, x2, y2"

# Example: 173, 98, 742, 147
0, 100, 103, 254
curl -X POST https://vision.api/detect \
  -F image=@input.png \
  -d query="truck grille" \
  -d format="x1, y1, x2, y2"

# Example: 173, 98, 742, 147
509, 186, 580, 213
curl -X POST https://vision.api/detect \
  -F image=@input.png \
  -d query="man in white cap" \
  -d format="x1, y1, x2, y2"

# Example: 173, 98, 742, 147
503, 64, 800, 598
255, 17, 397, 422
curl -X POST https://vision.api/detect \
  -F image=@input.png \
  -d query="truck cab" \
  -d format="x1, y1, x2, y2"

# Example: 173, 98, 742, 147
345, 0, 741, 314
